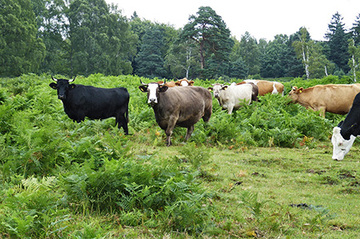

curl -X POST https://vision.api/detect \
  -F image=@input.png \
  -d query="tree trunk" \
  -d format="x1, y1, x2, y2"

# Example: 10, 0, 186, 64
200, 41, 205, 69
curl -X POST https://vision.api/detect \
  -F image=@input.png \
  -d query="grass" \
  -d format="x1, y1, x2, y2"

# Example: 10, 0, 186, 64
1, 74, 360, 238
116, 141, 360, 238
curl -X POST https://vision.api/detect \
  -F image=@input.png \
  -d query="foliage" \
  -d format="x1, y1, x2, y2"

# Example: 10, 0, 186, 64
0, 0, 45, 77
0, 73, 359, 238
325, 12, 351, 73
135, 25, 167, 78
181, 6, 234, 78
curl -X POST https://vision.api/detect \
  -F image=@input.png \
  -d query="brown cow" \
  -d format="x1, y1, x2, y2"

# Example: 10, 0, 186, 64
139, 81, 212, 146
175, 78, 195, 86
237, 80, 284, 96
288, 84, 360, 117
156, 80, 176, 87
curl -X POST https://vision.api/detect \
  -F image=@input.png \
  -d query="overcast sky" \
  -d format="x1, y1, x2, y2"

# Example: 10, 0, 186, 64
106, 0, 360, 41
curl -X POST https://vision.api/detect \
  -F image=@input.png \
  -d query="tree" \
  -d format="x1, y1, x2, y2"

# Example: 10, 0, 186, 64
181, 6, 233, 77
292, 27, 311, 79
165, 38, 199, 79
351, 13, 360, 46
68, 0, 136, 76
348, 39, 360, 82
31, 0, 70, 75
325, 12, 350, 73
239, 32, 261, 75
260, 35, 288, 78
135, 25, 167, 78
0, 0, 45, 76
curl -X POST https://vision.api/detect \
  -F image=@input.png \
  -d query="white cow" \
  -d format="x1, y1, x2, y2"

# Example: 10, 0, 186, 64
208, 83, 253, 114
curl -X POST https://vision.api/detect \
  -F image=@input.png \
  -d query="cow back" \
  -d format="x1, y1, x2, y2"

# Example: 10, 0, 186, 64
63, 85, 129, 120
292, 84, 360, 114
153, 86, 212, 128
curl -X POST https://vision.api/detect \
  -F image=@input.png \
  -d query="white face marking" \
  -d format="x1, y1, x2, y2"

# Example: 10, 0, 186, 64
180, 81, 188, 86
331, 126, 356, 160
212, 84, 223, 98
147, 83, 159, 104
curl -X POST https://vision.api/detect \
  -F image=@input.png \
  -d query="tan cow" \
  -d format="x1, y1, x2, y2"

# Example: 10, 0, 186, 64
237, 80, 284, 96
288, 84, 360, 117
156, 81, 176, 87
175, 78, 194, 86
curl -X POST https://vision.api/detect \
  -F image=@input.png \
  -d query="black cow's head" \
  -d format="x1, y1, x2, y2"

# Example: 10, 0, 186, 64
139, 80, 168, 106
49, 76, 76, 100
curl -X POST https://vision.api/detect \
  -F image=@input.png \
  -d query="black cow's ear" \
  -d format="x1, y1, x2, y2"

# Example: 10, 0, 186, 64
49, 83, 57, 89
70, 84, 76, 89
159, 85, 168, 92
139, 85, 148, 92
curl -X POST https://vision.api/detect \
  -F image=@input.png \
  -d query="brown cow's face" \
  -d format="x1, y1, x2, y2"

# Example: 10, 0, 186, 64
288, 86, 303, 101
139, 83, 168, 106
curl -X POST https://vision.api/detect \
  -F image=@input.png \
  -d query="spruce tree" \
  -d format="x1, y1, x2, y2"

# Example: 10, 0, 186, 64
325, 12, 350, 73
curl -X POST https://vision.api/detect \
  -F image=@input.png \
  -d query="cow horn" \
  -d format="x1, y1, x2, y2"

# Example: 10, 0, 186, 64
51, 76, 57, 82
69, 76, 76, 83
140, 79, 145, 85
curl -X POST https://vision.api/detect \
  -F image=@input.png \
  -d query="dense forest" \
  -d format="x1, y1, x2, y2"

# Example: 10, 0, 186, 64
1, 0, 360, 81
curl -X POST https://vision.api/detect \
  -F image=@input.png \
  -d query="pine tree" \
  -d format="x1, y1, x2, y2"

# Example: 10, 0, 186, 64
325, 12, 350, 73
181, 6, 233, 77
351, 13, 360, 46
135, 25, 167, 78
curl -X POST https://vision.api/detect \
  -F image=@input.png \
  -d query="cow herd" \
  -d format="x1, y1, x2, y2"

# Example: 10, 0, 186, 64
49, 77, 360, 161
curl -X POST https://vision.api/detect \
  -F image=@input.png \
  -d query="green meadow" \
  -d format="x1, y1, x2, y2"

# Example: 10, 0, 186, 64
0, 74, 359, 238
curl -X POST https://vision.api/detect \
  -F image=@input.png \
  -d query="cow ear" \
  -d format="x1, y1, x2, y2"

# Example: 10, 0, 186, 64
298, 87, 304, 93
159, 85, 168, 92
49, 83, 57, 89
175, 81, 181, 86
70, 84, 76, 89
189, 80, 194, 85
208, 87, 213, 91
139, 85, 148, 92
222, 85, 228, 90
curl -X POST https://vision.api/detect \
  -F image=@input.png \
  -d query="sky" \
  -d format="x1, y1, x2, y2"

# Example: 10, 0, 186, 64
106, 0, 360, 41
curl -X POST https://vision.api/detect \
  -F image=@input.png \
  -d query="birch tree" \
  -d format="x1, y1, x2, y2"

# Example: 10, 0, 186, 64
292, 27, 311, 79
348, 38, 360, 82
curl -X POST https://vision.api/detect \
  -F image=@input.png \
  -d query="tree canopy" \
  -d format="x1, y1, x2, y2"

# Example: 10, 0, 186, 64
1, 2, 360, 80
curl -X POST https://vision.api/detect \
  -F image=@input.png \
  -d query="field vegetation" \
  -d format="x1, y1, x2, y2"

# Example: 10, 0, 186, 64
1, 74, 360, 238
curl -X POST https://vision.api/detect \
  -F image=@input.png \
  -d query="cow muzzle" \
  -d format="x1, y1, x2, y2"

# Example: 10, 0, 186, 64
148, 97, 158, 105
58, 94, 66, 100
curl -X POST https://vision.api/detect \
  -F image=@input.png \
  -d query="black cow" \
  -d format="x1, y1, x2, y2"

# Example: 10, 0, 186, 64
331, 92, 360, 160
49, 76, 129, 134
139, 80, 212, 146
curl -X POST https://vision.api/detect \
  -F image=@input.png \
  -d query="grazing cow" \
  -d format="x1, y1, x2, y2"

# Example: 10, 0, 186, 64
139, 80, 212, 146
208, 83, 254, 114
49, 76, 129, 134
175, 78, 195, 86
289, 84, 360, 117
238, 80, 284, 96
331, 92, 360, 160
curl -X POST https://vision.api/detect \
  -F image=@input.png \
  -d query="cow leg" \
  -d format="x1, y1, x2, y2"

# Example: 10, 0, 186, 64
116, 114, 128, 135
185, 125, 194, 141
165, 117, 177, 146
227, 105, 234, 114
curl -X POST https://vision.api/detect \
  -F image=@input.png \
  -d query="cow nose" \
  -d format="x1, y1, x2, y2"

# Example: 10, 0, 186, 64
58, 94, 65, 100
148, 98, 157, 104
